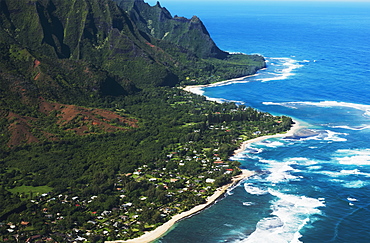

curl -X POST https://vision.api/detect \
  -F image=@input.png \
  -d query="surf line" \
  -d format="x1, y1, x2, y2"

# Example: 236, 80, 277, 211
106, 116, 303, 243
108, 121, 302, 243
106, 169, 254, 243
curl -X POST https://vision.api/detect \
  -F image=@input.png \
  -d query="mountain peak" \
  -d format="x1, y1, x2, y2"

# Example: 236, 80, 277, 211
190, 15, 201, 23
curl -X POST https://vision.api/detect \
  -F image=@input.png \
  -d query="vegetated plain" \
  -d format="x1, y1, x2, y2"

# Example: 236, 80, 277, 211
0, 0, 291, 241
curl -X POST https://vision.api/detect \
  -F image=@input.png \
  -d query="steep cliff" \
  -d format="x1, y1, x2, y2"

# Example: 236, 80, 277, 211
0, 0, 265, 93
114, 0, 228, 59
0, 1, 274, 241
0, 0, 179, 91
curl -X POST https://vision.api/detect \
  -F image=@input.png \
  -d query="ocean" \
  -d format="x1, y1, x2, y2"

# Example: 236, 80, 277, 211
155, 1, 370, 242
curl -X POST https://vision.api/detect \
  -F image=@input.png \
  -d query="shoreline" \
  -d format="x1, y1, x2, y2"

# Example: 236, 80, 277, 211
182, 73, 261, 96
107, 169, 254, 243
107, 122, 303, 243
108, 78, 303, 243
233, 119, 302, 155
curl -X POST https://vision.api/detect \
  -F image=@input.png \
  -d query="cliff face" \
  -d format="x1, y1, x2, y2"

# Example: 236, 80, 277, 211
0, 0, 265, 120
0, 2, 269, 240
0, 0, 180, 92
114, 0, 228, 59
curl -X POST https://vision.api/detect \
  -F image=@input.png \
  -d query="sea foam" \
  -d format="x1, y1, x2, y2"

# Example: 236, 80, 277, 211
263, 101, 370, 122
330, 125, 370, 130
333, 148, 370, 165
271, 101, 370, 111
235, 190, 324, 243
255, 139, 286, 148
256, 57, 304, 82
343, 180, 370, 188
323, 130, 348, 142
244, 183, 269, 195
265, 161, 300, 184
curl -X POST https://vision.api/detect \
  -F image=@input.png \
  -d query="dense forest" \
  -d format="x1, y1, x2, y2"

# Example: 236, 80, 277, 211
0, 88, 292, 242
0, 0, 291, 242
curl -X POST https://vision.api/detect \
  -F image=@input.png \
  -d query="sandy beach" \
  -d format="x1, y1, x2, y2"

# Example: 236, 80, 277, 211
182, 74, 260, 96
107, 169, 254, 243
107, 121, 302, 243
233, 119, 302, 155
107, 80, 303, 243
183, 79, 303, 155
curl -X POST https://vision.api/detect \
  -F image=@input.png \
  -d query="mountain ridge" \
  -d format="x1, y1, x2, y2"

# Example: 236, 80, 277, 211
0, 0, 266, 148
0, 2, 283, 242
114, 0, 228, 59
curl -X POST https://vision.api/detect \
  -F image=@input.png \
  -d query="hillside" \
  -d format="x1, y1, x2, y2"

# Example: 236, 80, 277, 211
114, 0, 228, 59
0, 0, 281, 242
0, 0, 265, 90
0, 0, 266, 149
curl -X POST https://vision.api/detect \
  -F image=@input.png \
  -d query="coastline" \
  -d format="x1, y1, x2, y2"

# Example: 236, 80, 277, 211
182, 73, 262, 96
107, 169, 254, 243
233, 119, 302, 155
107, 122, 302, 243
108, 78, 303, 243
182, 77, 303, 156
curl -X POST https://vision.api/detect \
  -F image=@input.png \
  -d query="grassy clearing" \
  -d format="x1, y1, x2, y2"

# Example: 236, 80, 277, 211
9, 185, 53, 196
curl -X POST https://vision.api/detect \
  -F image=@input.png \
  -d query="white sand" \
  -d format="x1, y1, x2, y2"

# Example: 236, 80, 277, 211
182, 74, 258, 95
107, 169, 254, 243
108, 79, 304, 243
233, 119, 302, 155
107, 119, 302, 243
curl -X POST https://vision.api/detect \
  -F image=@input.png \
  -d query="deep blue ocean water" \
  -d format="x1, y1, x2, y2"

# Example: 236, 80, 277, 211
155, 1, 370, 242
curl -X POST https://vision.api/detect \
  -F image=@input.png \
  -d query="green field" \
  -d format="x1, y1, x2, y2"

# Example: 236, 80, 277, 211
9, 185, 53, 197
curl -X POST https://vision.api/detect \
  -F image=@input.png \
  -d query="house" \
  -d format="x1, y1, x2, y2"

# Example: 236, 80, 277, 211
119, 215, 129, 221
101, 211, 111, 216
213, 161, 224, 164
26, 235, 41, 242
75, 236, 87, 241
21, 221, 30, 226
206, 178, 215, 183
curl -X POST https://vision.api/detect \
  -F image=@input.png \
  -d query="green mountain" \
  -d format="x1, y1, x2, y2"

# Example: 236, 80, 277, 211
0, 0, 266, 148
0, 0, 264, 93
114, 0, 228, 59
0, 0, 280, 242
0, 0, 179, 92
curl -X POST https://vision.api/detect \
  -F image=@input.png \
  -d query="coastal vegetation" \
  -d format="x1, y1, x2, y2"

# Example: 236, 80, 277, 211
0, 87, 292, 241
0, 0, 289, 241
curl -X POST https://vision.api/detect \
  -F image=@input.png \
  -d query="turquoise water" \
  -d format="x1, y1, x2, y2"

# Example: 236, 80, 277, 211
158, 1, 370, 242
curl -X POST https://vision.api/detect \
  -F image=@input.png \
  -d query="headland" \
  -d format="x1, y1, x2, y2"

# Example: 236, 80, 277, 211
106, 78, 303, 242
